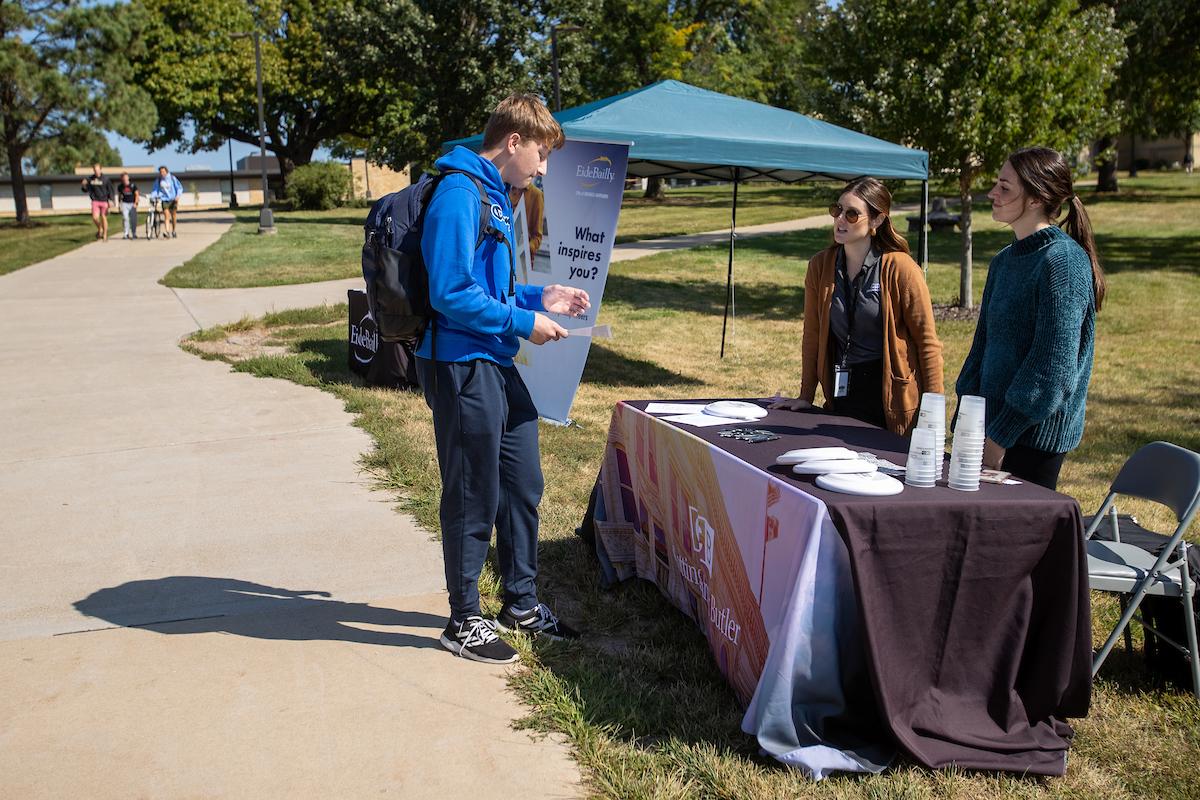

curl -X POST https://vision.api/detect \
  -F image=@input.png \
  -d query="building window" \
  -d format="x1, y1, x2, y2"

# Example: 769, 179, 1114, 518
219, 179, 232, 203
38, 185, 53, 209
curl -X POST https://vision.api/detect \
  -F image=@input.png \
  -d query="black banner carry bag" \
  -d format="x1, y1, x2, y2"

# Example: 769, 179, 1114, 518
347, 289, 419, 390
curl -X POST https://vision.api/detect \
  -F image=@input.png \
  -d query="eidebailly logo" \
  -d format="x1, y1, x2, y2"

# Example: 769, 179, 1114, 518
577, 155, 616, 189
350, 310, 379, 365
490, 202, 509, 226
688, 505, 715, 575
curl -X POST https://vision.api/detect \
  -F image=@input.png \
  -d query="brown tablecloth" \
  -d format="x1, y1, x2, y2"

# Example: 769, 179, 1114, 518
624, 400, 1092, 775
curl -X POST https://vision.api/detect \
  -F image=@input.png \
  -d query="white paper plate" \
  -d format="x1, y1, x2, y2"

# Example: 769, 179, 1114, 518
817, 471, 905, 496
775, 446, 858, 465
703, 400, 768, 420
792, 459, 877, 475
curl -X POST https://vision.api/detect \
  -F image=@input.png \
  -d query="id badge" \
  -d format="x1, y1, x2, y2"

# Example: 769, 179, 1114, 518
834, 366, 850, 398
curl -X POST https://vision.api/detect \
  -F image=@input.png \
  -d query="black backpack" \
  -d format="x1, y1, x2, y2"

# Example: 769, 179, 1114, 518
361, 169, 503, 354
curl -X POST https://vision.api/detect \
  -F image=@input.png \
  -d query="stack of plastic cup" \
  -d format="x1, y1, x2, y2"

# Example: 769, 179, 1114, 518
914, 392, 946, 479
949, 395, 986, 491
904, 426, 940, 488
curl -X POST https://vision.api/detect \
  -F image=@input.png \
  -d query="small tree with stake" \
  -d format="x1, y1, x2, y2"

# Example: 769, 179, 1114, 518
810, 0, 1122, 308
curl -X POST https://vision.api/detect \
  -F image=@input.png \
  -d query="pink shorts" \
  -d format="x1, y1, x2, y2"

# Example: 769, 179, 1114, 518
91, 201, 109, 215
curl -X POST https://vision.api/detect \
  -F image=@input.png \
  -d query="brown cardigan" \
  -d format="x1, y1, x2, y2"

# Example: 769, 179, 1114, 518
799, 246, 944, 435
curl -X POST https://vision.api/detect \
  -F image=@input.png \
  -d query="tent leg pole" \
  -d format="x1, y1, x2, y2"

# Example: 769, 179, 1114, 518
721, 168, 740, 358
919, 180, 929, 277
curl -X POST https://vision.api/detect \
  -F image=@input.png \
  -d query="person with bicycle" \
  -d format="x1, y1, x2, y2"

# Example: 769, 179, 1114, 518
145, 194, 165, 239
152, 166, 184, 238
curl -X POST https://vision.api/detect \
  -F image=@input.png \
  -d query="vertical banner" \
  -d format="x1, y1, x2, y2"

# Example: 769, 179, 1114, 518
514, 138, 630, 424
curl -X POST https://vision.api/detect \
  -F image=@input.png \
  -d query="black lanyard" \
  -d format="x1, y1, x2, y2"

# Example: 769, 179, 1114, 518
837, 258, 866, 368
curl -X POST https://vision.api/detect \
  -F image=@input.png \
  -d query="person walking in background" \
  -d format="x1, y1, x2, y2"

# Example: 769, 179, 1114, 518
80, 164, 114, 241
418, 94, 590, 664
117, 172, 140, 239
770, 178, 943, 435
955, 147, 1105, 490
153, 166, 184, 238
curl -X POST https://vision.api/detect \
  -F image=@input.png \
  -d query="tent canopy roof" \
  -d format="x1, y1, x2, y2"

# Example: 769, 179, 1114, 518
444, 80, 928, 183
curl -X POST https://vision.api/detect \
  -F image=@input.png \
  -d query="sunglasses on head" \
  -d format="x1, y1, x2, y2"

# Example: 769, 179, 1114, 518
829, 203, 870, 224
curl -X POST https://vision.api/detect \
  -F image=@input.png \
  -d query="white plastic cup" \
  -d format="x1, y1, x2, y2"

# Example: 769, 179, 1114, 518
948, 444, 982, 491
916, 393, 947, 468
956, 395, 987, 436
905, 427, 939, 487
948, 395, 985, 493
918, 392, 946, 425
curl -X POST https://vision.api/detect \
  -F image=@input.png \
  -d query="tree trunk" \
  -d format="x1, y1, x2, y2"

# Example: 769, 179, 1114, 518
958, 160, 973, 310
643, 176, 665, 200
6, 141, 30, 226
1095, 136, 1119, 192
1128, 134, 1139, 177
279, 156, 296, 189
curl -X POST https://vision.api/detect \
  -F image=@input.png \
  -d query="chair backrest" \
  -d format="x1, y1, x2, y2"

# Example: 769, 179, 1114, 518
1110, 441, 1200, 524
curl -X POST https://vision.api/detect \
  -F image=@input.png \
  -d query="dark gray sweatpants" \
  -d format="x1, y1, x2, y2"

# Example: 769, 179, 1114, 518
417, 357, 543, 620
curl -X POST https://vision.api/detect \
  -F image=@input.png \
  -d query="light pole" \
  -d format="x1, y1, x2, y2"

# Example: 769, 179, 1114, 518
227, 138, 238, 208
232, 30, 275, 234
551, 24, 581, 112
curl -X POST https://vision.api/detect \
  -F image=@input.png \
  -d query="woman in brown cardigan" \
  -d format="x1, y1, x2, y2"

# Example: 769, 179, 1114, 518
770, 178, 943, 435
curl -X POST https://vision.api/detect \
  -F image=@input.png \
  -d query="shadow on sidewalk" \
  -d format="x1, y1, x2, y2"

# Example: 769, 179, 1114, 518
73, 576, 444, 649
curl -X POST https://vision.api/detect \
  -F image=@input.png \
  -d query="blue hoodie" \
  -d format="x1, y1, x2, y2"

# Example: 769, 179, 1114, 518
416, 146, 544, 365
150, 173, 184, 202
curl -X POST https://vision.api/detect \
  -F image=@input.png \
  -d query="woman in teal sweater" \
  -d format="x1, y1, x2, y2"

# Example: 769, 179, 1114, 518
955, 147, 1106, 490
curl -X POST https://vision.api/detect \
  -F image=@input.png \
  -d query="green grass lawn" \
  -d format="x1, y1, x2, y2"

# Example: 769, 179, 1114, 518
614, 181, 841, 242
0, 214, 103, 277
183, 171, 1200, 798
160, 182, 854, 289
160, 208, 365, 289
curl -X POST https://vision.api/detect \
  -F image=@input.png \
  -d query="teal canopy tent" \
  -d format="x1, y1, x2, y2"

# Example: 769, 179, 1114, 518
445, 81, 930, 356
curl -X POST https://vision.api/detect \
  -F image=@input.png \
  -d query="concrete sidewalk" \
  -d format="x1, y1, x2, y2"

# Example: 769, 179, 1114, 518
172, 211, 835, 328
0, 214, 579, 798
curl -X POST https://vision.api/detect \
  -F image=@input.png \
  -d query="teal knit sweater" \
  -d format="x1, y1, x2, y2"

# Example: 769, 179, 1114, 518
955, 226, 1096, 453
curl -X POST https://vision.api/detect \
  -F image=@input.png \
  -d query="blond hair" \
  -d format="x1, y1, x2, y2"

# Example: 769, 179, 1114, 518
482, 93, 564, 151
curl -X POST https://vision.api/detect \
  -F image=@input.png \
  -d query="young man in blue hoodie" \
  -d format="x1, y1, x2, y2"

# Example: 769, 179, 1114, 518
419, 94, 591, 664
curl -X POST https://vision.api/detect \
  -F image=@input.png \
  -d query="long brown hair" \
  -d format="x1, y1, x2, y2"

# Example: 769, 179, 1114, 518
1007, 147, 1106, 311
839, 177, 909, 254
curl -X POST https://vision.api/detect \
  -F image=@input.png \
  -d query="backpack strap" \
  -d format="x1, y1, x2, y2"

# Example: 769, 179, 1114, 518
437, 168, 501, 249
436, 168, 516, 297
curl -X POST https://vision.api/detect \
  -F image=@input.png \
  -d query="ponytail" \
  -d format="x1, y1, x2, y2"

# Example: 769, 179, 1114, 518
1061, 195, 1105, 311
871, 216, 910, 255
1008, 147, 1106, 312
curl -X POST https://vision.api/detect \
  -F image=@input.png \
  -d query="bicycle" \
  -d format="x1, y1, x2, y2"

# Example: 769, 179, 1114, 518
145, 197, 165, 239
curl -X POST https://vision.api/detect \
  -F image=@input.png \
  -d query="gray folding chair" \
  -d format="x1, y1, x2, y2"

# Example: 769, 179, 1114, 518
1085, 441, 1200, 700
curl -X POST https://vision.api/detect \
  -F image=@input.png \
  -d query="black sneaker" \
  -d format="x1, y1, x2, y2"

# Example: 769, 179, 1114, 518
440, 616, 518, 664
496, 603, 580, 641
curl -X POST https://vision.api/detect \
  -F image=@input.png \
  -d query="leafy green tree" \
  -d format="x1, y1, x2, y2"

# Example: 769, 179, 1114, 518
132, 0, 427, 186
27, 123, 123, 175
284, 161, 352, 209
675, 0, 816, 110
811, 0, 1123, 308
133, 0, 544, 183
540, 0, 815, 198
379, 0, 542, 172
1084, 0, 1200, 191
0, 1, 153, 223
